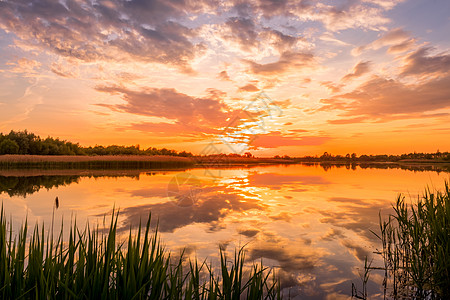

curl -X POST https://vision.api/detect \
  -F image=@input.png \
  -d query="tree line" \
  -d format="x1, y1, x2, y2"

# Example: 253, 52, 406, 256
298, 151, 450, 162
0, 130, 193, 157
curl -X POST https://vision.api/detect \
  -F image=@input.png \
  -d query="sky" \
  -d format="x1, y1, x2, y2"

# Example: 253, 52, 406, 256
0, 0, 449, 156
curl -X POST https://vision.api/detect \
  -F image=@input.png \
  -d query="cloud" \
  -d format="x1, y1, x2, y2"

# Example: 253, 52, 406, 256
223, 17, 259, 52
352, 28, 411, 55
320, 81, 343, 93
319, 32, 351, 46
321, 228, 345, 241
254, 0, 400, 31
310, 1, 393, 31
238, 228, 260, 237
220, 17, 305, 56
238, 83, 260, 92
95, 85, 233, 127
248, 172, 330, 189
318, 74, 450, 123
128, 121, 219, 137
0, 0, 407, 81
272, 99, 291, 108
341, 239, 371, 261
50, 62, 78, 78
0, 0, 211, 72
341, 61, 371, 82
117, 188, 265, 232
249, 244, 316, 272
251, 132, 330, 148
243, 51, 315, 75
327, 117, 367, 125
260, 29, 306, 52
387, 38, 415, 54
246, 232, 328, 294
269, 211, 292, 222
6, 58, 41, 75
400, 47, 450, 77
255, 0, 292, 18
311, 197, 391, 242
217, 70, 231, 81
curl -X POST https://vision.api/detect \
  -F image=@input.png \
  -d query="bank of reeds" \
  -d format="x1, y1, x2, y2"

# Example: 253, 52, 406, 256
353, 182, 450, 299
0, 155, 194, 170
0, 208, 281, 299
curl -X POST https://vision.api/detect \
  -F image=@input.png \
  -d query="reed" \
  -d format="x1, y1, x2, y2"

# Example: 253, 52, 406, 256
353, 182, 450, 299
0, 207, 281, 299
0, 155, 194, 170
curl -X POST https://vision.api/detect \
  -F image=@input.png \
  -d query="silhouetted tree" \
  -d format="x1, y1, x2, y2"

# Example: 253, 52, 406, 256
0, 138, 19, 154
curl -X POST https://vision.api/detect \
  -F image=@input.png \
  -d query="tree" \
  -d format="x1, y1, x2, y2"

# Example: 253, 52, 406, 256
0, 138, 20, 154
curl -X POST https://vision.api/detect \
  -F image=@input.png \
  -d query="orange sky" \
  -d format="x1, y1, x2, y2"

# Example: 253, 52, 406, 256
0, 0, 449, 156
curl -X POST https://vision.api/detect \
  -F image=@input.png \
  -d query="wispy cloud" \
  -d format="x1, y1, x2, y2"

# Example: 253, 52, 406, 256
352, 27, 412, 55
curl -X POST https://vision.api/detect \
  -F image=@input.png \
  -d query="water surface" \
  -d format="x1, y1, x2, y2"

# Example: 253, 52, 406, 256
1, 164, 448, 299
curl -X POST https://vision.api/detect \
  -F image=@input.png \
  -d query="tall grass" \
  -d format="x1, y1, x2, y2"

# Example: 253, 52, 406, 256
0, 155, 194, 170
353, 182, 450, 299
0, 207, 281, 299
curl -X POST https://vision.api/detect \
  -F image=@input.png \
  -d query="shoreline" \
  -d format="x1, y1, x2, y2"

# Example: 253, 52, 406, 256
0, 155, 449, 174
1, 154, 449, 164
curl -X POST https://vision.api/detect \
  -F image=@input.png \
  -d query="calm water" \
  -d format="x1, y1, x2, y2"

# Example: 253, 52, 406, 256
1, 164, 448, 299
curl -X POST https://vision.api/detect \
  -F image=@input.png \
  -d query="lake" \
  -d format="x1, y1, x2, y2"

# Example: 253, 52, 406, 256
1, 164, 448, 299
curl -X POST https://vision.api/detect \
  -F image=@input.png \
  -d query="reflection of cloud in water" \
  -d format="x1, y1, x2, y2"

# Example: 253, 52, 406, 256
250, 245, 316, 272
118, 188, 265, 232
269, 211, 292, 222
290, 188, 308, 192
340, 239, 371, 261
127, 187, 168, 198
238, 228, 260, 237
320, 228, 345, 241
247, 232, 329, 298
309, 197, 391, 242
248, 173, 329, 190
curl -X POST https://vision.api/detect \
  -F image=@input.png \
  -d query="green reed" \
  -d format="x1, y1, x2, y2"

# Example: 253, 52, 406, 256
0, 207, 281, 299
353, 182, 450, 299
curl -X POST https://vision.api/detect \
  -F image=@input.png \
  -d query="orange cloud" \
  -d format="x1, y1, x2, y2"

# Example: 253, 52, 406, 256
217, 70, 231, 81
352, 27, 411, 55
243, 51, 315, 75
319, 74, 450, 123
320, 81, 343, 93
341, 61, 372, 82
95, 85, 234, 127
252, 132, 330, 148
238, 83, 260, 92
401, 47, 450, 77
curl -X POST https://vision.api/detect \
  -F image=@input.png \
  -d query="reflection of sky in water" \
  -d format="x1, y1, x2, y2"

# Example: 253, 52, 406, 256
0, 165, 448, 299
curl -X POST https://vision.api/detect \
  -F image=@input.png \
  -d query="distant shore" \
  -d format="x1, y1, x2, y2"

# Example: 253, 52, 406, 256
0, 154, 296, 170
0, 155, 449, 171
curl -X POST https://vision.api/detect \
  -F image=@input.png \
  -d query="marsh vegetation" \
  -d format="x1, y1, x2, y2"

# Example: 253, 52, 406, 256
353, 183, 450, 299
0, 209, 281, 299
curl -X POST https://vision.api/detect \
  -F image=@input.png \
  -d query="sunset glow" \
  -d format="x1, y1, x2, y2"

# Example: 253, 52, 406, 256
1, 0, 449, 156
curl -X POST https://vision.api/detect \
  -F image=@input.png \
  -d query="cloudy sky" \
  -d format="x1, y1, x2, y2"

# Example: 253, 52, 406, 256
0, 0, 449, 156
